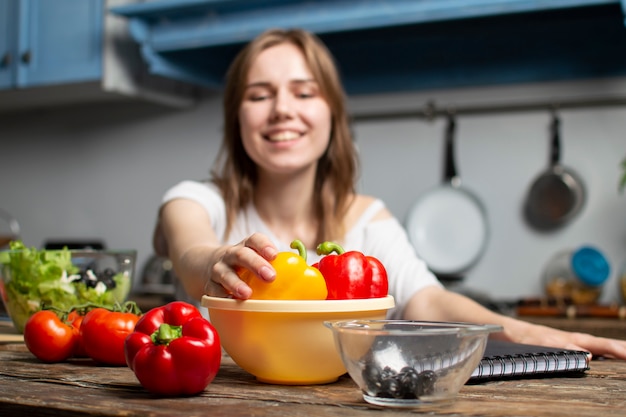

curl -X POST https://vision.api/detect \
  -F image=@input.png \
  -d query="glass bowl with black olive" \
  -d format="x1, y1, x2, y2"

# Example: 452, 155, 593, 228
0, 243, 136, 333
324, 320, 502, 408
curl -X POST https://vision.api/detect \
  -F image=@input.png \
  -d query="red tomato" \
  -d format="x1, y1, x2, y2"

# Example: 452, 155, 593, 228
23, 310, 78, 363
80, 308, 140, 366
67, 310, 87, 358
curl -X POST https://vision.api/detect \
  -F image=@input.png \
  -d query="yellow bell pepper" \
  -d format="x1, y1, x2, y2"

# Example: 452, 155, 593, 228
238, 240, 328, 300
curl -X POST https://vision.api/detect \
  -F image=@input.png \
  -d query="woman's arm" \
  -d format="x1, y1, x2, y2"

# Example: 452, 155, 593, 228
404, 285, 626, 359
156, 199, 277, 301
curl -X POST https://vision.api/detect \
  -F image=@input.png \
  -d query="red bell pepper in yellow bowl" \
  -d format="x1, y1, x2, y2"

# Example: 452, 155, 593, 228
316, 242, 389, 300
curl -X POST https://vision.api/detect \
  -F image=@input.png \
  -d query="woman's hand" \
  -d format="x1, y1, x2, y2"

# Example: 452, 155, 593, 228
503, 318, 626, 360
203, 233, 278, 299
405, 286, 626, 360
158, 199, 279, 301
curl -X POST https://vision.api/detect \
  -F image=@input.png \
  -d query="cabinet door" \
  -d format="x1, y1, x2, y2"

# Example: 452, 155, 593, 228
17, 0, 103, 88
0, 0, 17, 88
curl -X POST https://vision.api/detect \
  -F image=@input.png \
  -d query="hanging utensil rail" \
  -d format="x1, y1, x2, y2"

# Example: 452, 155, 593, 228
351, 96, 626, 122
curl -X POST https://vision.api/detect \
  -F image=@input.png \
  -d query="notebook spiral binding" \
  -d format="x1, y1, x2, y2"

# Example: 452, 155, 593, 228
470, 342, 591, 381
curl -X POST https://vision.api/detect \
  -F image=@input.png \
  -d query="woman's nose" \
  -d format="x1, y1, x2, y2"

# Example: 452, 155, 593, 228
271, 89, 295, 120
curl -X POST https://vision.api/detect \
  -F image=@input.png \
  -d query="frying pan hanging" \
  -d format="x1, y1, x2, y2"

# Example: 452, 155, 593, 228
523, 112, 585, 231
406, 115, 489, 281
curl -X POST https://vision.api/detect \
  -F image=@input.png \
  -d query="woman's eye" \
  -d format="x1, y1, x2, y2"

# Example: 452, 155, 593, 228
294, 83, 320, 99
249, 94, 270, 101
295, 88, 319, 99
245, 87, 273, 102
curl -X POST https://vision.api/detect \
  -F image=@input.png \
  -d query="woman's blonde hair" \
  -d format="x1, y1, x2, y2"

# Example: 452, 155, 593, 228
211, 28, 358, 244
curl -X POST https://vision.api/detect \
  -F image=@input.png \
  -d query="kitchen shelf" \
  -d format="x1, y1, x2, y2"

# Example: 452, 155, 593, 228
110, 0, 626, 95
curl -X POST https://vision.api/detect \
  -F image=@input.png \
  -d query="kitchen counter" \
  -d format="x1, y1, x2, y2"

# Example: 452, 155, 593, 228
521, 316, 626, 340
1, 321, 625, 417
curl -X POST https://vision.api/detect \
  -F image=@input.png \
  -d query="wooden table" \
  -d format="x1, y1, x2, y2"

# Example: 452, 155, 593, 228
1, 325, 625, 417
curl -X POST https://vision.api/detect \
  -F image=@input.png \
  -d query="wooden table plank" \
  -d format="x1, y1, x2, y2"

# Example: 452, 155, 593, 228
1, 343, 625, 417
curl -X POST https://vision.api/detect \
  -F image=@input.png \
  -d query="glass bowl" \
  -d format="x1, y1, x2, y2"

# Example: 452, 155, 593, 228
201, 295, 395, 385
0, 246, 136, 333
324, 320, 502, 408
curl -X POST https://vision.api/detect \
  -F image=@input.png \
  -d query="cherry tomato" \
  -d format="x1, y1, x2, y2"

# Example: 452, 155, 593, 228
80, 307, 141, 366
23, 310, 77, 363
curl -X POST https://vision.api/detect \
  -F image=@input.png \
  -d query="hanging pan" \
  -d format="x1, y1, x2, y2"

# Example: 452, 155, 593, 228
523, 112, 585, 231
406, 114, 489, 281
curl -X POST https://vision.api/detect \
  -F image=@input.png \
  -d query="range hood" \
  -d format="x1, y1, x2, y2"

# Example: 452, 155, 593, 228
110, 0, 626, 95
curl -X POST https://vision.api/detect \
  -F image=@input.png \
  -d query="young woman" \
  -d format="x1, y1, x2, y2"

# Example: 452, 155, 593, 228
153, 28, 626, 359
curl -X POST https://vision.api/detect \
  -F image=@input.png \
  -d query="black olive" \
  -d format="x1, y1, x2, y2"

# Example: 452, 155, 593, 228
380, 366, 396, 380
417, 370, 437, 396
69, 268, 119, 290
362, 360, 440, 399
381, 377, 403, 398
102, 268, 115, 279
398, 367, 419, 398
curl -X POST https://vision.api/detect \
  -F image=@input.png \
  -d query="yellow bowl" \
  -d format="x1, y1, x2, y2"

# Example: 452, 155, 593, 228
201, 295, 395, 385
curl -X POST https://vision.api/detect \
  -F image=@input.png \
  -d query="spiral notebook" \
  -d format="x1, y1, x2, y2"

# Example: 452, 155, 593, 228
469, 340, 591, 381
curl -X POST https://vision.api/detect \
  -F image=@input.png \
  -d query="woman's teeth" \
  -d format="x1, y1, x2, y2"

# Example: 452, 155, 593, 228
267, 131, 300, 142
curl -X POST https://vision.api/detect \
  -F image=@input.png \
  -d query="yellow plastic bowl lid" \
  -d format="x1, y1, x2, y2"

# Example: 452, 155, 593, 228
201, 295, 395, 313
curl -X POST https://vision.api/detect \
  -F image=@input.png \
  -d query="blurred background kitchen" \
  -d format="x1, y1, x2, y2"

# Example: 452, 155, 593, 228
1, 1, 625, 312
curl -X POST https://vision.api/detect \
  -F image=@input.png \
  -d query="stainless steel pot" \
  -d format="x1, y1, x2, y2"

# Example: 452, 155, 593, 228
523, 113, 585, 231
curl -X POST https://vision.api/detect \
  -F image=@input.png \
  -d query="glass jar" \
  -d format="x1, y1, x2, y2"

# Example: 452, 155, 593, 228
543, 246, 610, 305
0, 208, 20, 249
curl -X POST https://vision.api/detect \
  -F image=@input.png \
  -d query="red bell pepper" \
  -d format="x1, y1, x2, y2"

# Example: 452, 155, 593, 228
124, 301, 221, 396
316, 242, 389, 299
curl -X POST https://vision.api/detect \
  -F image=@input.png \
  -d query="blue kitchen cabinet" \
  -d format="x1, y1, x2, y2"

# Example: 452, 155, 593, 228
110, 0, 626, 95
0, 0, 16, 88
0, 0, 103, 90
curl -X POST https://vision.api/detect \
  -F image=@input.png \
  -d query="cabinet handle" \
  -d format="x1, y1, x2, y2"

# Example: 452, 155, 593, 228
0, 53, 10, 67
21, 51, 31, 64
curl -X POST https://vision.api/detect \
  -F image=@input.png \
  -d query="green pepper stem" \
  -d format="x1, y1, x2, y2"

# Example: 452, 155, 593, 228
44, 300, 143, 317
122, 300, 143, 316
290, 239, 308, 262
316, 241, 345, 256
151, 323, 183, 346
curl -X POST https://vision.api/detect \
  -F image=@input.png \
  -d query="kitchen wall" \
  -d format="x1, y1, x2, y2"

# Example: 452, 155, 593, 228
1, 77, 625, 304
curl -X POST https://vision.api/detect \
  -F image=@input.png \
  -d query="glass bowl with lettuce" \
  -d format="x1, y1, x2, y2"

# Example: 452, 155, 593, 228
0, 241, 136, 333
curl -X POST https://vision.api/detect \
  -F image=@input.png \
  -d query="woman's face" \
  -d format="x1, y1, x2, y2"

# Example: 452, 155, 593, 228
239, 42, 332, 177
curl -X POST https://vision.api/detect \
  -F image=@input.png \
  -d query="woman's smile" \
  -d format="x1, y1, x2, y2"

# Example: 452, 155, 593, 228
264, 130, 303, 142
